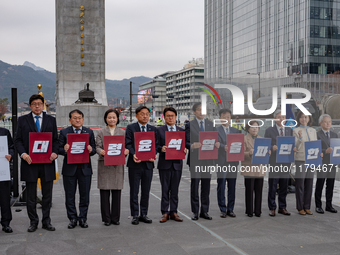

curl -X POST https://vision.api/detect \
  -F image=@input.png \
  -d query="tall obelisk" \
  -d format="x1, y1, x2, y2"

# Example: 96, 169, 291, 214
55, 0, 108, 127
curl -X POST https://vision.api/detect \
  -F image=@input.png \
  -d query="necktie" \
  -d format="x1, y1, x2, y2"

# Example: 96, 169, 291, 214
326, 132, 330, 142
280, 128, 284, 136
170, 127, 174, 131
225, 127, 229, 134
141, 126, 145, 132
35, 116, 41, 132
200, 121, 204, 131
75, 128, 80, 134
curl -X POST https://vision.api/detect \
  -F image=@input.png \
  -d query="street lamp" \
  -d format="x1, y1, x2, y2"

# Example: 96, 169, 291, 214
247, 72, 261, 99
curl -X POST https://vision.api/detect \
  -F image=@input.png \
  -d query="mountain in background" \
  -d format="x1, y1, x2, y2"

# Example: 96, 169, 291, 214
0, 60, 151, 104
23, 61, 46, 71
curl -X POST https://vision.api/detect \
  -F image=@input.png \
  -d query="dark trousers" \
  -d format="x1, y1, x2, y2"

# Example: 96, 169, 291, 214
244, 177, 264, 216
315, 164, 336, 208
26, 165, 53, 225
128, 166, 153, 216
295, 161, 314, 211
0, 181, 12, 227
63, 167, 92, 221
217, 171, 236, 212
268, 173, 289, 210
159, 166, 182, 215
100, 189, 121, 223
190, 170, 211, 214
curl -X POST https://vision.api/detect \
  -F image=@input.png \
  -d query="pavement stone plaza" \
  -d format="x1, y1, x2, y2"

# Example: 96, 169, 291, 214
2, 153, 340, 255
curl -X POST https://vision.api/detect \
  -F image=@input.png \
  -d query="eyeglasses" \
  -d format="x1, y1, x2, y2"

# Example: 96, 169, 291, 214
30, 103, 43, 106
138, 113, 149, 117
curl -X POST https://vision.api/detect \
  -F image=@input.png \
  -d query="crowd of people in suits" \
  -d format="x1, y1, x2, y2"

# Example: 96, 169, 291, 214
0, 94, 338, 234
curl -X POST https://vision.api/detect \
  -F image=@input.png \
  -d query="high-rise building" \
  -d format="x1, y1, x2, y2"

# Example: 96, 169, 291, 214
166, 58, 204, 120
204, 0, 340, 100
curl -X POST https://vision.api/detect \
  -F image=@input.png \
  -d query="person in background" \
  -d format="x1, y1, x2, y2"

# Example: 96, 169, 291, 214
242, 120, 269, 217
0, 127, 14, 233
293, 110, 319, 216
232, 116, 244, 132
96, 109, 129, 226
315, 114, 338, 214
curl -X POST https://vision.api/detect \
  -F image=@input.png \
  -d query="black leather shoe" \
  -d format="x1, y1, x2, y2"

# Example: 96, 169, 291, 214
220, 212, 227, 218
2, 226, 13, 233
139, 215, 152, 223
131, 216, 139, 225
326, 207, 337, 213
247, 213, 253, 217
79, 219, 88, 228
191, 213, 199, 221
42, 223, 56, 231
199, 212, 212, 220
104, 222, 111, 226
315, 207, 324, 214
227, 211, 236, 217
27, 225, 38, 232
255, 214, 261, 217
68, 219, 77, 229
112, 221, 120, 225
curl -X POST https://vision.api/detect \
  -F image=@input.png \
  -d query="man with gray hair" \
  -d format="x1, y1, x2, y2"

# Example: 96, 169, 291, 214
315, 114, 338, 214
264, 109, 294, 216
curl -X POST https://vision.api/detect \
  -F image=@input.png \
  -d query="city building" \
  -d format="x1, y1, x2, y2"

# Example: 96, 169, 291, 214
204, 0, 340, 101
166, 58, 204, 120
138, 72, 173, 122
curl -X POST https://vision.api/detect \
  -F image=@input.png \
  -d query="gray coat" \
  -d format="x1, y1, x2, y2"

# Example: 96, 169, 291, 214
96, 126, 126, 190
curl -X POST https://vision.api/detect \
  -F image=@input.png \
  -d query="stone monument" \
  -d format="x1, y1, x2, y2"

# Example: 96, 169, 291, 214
55, 0, 109, 127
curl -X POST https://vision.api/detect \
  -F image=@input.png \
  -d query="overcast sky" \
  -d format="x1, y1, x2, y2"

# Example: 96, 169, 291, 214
0, 0, 204, 80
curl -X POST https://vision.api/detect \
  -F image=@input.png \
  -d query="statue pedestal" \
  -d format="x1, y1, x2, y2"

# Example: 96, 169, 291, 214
56, 104, 110, 128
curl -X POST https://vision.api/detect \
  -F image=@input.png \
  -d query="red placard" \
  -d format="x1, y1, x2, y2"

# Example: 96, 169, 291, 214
104, 135, 126, 166
134, 132, 156, 161
29, 132, 52, 163
67, 133, 89, 164
226, 134, 244, 162
165, 131, 185, 160
199, 131, 219, 160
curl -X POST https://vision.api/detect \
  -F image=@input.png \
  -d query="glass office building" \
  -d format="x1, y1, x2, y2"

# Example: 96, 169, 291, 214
204, 0, 340, 101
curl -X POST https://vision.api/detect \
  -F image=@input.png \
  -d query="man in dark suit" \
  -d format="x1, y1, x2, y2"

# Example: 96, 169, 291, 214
14, 94, 58, 232
216, 109, 241, 218
0, 127, 14, 233
315, 114, 338, 214
185, 102, 220, 220
156, 107, 187, 223
58, 109, 96, 229
264, 110, 293, 217
125, 106, 158, 225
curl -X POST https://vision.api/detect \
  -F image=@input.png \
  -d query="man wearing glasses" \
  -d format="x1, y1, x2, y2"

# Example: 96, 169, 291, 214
14, 94, 59, 232
125, 106, 158, 225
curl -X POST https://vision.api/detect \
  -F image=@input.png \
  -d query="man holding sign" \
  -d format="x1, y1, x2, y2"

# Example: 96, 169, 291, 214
264, 110, 294, 217
185, 103, 219, 221
216, 109, 241, 218
0, 127, 14, 233
14, 94, 58, 232
58, 109, 96, 229
125, 106, 158, 225
315, 114, 338, 214
157, 107, 186, 223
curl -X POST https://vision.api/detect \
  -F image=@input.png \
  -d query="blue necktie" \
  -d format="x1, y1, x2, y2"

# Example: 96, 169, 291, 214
75, 129, 80, 134
35, 116, 41, 132
225, 127, 229, 134
170, 127, 174, 131
200, 121, 204, 132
